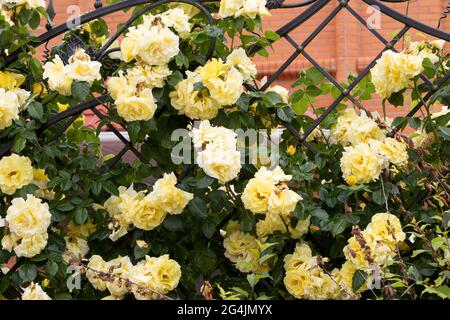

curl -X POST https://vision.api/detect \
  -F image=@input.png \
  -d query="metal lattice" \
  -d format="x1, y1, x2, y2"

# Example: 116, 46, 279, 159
0, 0, 449, 179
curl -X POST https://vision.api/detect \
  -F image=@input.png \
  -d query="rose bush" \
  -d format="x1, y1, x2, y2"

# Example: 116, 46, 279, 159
0, 0, 449, 300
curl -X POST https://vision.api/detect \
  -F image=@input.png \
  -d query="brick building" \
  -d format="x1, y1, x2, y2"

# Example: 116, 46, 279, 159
40, 0, 448, 123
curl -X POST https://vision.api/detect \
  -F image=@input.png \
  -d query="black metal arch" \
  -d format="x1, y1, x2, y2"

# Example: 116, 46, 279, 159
0, 0, 449, 171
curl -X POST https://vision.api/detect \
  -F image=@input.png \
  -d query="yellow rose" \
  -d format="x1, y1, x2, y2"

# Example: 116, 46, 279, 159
0, 71, 25, 91
67, 219, 96, 239
161, 8, 192, 38
369, 137, 408, 167
67, 49, 101, 83
170, 70, 221, 120
371, 50, 423, 99
150, 172, 193, 215
14, 233, 48, 258
286, 145, 296, 156
116, 88, 157, 122
268, 189, 302, 216
283, 242, 312, 270
6, 194, 51, 238
21, 283, 51, 300
0, 154, 34, 195
86, 255, 108, 291
200, 59, 243, 106
192, 120, 241, 184
223, 230, 258, 263
197, 143, 242, 184
107, 75, 135, 100
169, 3, 200, 18
346, 113, 386, 146
226, 48, 257, 81
1, 232, 20, 252
284, 256, 339, 299
122, 24, 179, 66
127, 64, 172, 89
0, 88, 20, 130
104, 256, 134, 298
235, 0, 270, 19
130, 254, 181, 295
241, 176, 273, 214
42, 55, 73, 96
129, 196, 167, 231
219, 0, 244, 18
340, 143, 382, 185
62, 236, 89, 263
331, 109, 359, 146
365, 212, 406, 246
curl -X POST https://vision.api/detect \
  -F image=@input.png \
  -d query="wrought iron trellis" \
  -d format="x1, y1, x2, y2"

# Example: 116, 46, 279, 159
0, 0, 449, 182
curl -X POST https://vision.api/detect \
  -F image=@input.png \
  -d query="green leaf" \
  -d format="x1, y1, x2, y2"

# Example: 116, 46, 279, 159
188, 197, 208, 218
306, 67, 325, 85
45, 260, 59, 277
352, 269, 367, 292
28, 101, 44, 120
197, 174, 215, 189
433, 285, 450, 299
311, 208, 329, 220
422, 58, 436, 78
56, 202, 75, 212
264, 30, 280, 41
29, 10, 41, 29
292, 96, 309, 115
19, 9, 33, 25
29, 58, 43, 80
71, 81, 90, 101
74, 208, 88, 225
19, 263, 37, 282
276, 106, 295, 123
330, 214, 348, 237
103, 181, 118, 196
438, 126, 450, 140
12, 136, 26, 153
387, 91, 404, 107
175, 51, 189, 69
431, 237, 445, 251
167, 70, 183, 87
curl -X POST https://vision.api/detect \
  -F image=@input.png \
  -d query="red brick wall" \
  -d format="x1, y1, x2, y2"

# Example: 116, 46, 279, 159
38, 0, 449, 121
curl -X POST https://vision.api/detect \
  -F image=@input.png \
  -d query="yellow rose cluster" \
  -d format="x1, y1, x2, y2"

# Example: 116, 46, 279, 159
222, 220, 269, 273
112, 9, 192, 122
170, 48, 255, 119
370, 39, 447, 99
86, 254, 181, 299
283, 242, 340, 299
107, 64, 172, 121
103, 173, 193, 241
120, 9, 190, 64
191, 120, 241, 183
1, 194, 51, 258
0, 71, 31, 130
331, 109, 386, 147
406, 39, 446, 68
43, 48, 101, 96
241, 166, 308, 239
334, 109, 409, 185
219, 0, 270, 19
343, 212, 406, 270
